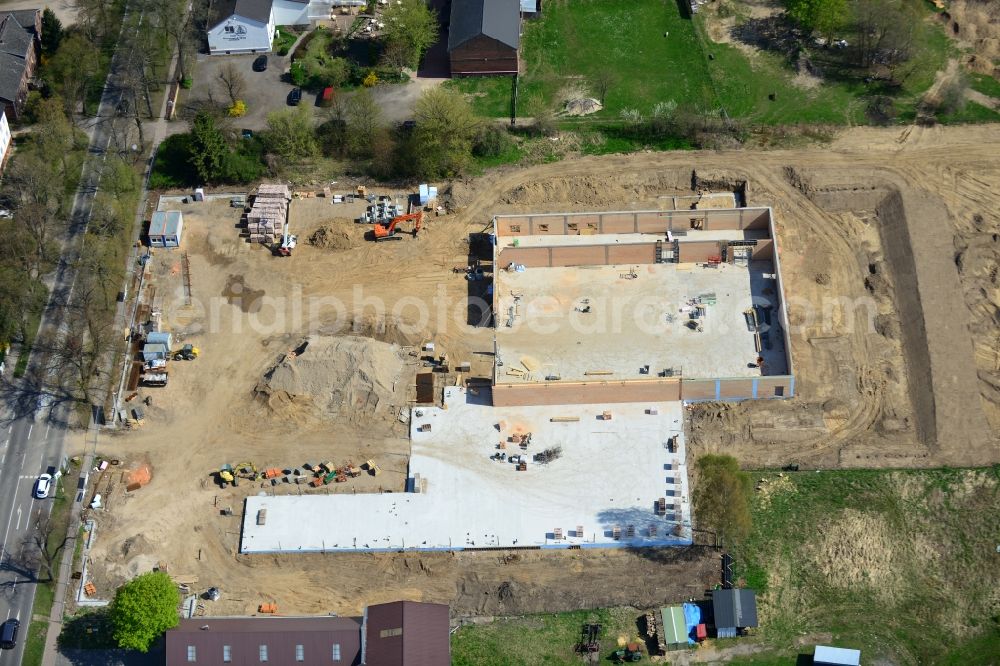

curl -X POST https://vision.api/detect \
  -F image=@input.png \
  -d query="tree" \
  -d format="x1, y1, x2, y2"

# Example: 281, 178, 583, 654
217, 62, 246, 105
108, 572, 180, 652
264, 105, 318, 162
783, 0, 848, 38
26, 514, 66, 582
591, 69, 618, 105
157, 0, 198, 81
34, 97, 76, 178
47, 33, 102, 116
188, 112, 228, 183
380, 0, 438, 69
854, 0, 917, 72
411, 86, 480, 177
692, 455, 752, 548
41, 8, 64, 56
345, 89, 382, 159
380, 38, 411, 75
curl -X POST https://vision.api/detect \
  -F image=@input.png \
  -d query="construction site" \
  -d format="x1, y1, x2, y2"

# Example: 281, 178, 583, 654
72, 124, 1000, 619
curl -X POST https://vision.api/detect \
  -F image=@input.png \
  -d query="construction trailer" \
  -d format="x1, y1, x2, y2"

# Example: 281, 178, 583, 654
814, 646, 861, 666
148, 211, 184, 248
658, 606, 688, 652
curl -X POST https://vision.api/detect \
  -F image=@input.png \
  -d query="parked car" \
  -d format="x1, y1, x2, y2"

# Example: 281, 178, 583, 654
253, 55, 268, 72
0, 618, 19, 650
34, 473, 52, 499
319, 86, 335, 107
288, 87, 302, 106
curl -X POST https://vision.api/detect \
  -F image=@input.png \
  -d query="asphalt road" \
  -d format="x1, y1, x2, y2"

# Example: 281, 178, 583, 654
0, 8, 138, 663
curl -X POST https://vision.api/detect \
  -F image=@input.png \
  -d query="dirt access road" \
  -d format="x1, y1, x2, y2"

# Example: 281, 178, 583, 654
80, 122, 999, 618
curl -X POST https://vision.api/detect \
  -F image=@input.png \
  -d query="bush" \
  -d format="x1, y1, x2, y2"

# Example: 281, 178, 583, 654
290, 61, 307, 87
363, 71, 378, 87
180, 77, 192, 89
472, 124, 514, 158
149, 134, 194, 188
228, 100, 247, 117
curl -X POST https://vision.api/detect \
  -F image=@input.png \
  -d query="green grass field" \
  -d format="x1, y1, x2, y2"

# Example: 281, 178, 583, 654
452, 607, 647, 666
733, 468, 1000, 664
450, 468, 1000, 665
449, 0, 953, 127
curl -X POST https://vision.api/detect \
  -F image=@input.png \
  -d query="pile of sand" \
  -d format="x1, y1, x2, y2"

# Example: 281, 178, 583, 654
254, 335, 408, 422
308, 224, 358, 250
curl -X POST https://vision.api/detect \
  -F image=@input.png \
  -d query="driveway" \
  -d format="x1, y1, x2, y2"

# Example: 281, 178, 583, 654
369, 76, 445, 124
185, 52, 298, 131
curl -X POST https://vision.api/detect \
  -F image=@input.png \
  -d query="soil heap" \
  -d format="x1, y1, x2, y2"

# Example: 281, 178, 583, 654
254, 335, 408, 422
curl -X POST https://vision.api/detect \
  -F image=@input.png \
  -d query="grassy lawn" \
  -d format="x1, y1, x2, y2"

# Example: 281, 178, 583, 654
273, 26, 299, 56
449, 0, 952, 127
452, 607, 648, 666
939, 100, 1000, 124
734, 467, 1000, 664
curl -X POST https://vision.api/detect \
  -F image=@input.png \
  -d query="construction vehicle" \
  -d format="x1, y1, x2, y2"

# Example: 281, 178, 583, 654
218, 461, 257, 487
371, 211, 423, 242
612, 643, 643, 663
173, 344, 199, 361
141, 372, 168, 387
274, 221, 297, 257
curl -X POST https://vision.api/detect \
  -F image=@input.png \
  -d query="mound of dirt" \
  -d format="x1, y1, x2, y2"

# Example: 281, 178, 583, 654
309, 224, 358, 250
564, 97, 602, 116
254, 335, 409, 422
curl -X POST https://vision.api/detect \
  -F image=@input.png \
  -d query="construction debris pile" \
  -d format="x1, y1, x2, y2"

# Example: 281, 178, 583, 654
216, 459, 380, 489
242, 184, 291, 245
254, 335, 409, 422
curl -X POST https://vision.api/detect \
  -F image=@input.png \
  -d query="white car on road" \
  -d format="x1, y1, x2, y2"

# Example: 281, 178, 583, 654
34, 473, 52, 499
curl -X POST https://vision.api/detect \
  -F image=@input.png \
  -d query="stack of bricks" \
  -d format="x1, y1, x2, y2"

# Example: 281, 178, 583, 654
245, 184, 292, 244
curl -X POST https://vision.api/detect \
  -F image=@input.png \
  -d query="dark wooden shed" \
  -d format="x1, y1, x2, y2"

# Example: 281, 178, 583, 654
448, 0, 520, 76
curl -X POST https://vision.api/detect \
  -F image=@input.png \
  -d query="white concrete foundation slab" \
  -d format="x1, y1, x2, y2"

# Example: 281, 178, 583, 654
241, 388, 691, 553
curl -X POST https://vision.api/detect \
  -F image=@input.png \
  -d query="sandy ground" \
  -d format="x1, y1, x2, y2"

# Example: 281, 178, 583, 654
74, 121, 1000, 619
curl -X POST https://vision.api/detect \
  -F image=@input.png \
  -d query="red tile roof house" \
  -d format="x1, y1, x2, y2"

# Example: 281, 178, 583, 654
165, 601, 450, 665
0, 9, 40, 121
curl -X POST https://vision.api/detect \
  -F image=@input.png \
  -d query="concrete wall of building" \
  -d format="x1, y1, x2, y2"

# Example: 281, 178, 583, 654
550, 245, 607, 267
750, 239, 774, 260
499, 244, 657, 267
677, 241, 721, 263
680, 379, 716, 401
493, 379, 682, 406
495, 208, 773, 237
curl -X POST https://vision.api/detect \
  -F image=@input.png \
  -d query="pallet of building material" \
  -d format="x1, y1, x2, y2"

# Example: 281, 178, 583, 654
550, 416, 579, 422
83, 582, 97, 596
310, 477, 323, 488
584, 370, 613, 376
612, 526, 621, 540
258, 602, 278, 614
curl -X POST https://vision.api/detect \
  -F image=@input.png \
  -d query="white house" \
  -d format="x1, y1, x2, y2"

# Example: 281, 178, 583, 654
207, 0, 276, 55
0, 112, 11, 170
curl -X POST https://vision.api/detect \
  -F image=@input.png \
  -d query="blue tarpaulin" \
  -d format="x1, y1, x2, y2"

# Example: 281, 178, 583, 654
682, 602, 701, 644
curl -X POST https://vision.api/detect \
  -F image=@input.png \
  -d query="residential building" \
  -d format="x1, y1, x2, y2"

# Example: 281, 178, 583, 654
167, 616, 363, 665
0, 110, 11, 169
165, 601, 450, 665
207, 0, 276, 55
363, 601, 450, 666
448, 0, 519, 76
711, 588, 758, 638
0, 9, 40, 120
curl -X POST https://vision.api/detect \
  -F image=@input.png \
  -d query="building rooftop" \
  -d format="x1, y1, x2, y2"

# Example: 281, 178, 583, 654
448, 0, 520, 51
241, 389, 691, 553
494, 260, 788, 384
712, 588, 758, 629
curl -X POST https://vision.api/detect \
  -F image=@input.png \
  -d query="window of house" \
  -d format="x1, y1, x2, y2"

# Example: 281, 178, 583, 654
225, 25, 234, 33
774, 386, 784, 397
295, 645, 304, 661
187, 646, 196, 662
537, 224, 549, 232
259, 645, 268, 662
509, 224, 520, 233
332, 643, 342, 661
223, 645, 232, 662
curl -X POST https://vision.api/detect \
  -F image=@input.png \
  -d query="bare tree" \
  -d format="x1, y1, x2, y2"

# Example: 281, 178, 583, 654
23, 513, 68, 582
217, 63, 247, 105
591, 69, 618, 105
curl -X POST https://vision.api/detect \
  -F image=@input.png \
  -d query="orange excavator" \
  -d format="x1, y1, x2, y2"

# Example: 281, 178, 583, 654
372, 211, 423, 242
